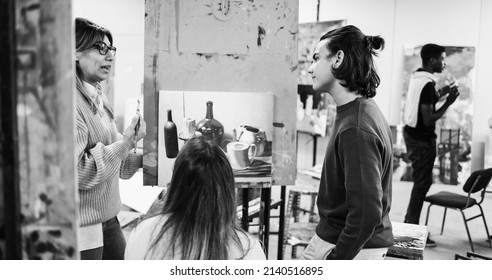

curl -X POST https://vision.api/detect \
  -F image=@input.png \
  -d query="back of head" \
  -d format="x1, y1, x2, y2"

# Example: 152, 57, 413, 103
420, 43, 445, 66
320, 25, 385, 98
157, 136, 239, 259
166, 136, 236, 218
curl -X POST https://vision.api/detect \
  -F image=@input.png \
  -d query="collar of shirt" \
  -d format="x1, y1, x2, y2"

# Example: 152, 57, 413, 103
83, 81, 104, 112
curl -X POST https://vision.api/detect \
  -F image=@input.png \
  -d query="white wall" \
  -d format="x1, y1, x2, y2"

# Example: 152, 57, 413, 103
298, 0, 492, 170
299, 0, 319, 23
73, 0, 145, 131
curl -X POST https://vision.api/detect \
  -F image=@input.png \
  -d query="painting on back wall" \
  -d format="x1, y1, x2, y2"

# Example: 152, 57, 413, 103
401, 44, 476, 184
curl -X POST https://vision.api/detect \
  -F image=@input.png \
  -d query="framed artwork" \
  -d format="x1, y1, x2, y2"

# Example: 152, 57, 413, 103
158, 90, 274, 186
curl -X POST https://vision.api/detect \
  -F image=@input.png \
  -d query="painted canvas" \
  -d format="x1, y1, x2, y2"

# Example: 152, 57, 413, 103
144, 0, 298, 186
401, 45, 476, 184
158, 90, 274, 186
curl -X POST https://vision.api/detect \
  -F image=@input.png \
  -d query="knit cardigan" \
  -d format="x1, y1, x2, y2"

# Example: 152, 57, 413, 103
75, 89, 141, 226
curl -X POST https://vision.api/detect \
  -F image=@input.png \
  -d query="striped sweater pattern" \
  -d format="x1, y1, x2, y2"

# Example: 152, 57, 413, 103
75, 90, 141, 226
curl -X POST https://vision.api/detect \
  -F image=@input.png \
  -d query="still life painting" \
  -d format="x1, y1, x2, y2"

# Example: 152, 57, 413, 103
158, 90, 274, 186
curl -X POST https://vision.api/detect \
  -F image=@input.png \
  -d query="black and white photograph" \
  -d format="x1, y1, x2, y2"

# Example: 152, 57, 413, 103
1, 0, 492, 279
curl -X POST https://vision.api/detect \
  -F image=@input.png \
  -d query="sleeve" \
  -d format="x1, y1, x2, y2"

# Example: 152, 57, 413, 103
326, 128, 384, 260
419, 82, 436, 106
75, 111, 133, 190
117, 133, 143, 180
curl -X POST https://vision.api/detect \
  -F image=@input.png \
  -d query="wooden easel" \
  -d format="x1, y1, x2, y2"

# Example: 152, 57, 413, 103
235, 181, 287, 259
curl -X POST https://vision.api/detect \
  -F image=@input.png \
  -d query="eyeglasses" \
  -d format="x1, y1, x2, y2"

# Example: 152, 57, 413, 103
92, 42, 117, 56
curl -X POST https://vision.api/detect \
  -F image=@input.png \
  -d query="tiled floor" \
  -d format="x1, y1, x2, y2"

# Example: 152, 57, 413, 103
262, 166, 492, 260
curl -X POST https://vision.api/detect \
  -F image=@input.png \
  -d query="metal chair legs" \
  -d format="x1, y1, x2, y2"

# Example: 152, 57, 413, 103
459, 204, 492, 252
424, 204, 432, 226
477, 205, 492, 248
440, 207, 447, 235
459, 209, 475, 252
426, 203, 492, 252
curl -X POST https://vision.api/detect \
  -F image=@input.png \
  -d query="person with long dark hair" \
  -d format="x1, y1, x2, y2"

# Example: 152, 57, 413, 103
301, 25, 394, 260
125, 136, 265, 260
75, 17, 146, 260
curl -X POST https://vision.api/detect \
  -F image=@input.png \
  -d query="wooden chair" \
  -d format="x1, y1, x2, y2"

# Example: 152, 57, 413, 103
424, 168, 492, 252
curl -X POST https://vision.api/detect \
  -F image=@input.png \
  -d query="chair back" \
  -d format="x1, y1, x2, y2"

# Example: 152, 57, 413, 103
462, 168, 492, 194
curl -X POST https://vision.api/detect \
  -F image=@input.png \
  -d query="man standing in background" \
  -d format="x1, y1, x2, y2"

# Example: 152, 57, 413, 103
402, 44, 460, 247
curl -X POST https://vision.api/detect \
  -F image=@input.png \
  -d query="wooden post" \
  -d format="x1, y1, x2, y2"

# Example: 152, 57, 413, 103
0, 0, 22, 260
13, 0, 78, 259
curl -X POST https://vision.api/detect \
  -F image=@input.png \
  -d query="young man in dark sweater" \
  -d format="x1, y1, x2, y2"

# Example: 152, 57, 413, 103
402, 44, 459, 247
301, 25, 394, 260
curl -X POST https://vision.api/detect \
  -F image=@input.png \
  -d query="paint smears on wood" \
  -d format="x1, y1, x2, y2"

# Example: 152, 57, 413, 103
15, 0, 78, 259
196, 53, 216, 61
257, 25, 266, 46
226, 54, 247, 60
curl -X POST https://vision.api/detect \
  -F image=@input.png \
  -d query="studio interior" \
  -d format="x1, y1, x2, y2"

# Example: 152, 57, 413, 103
1, 0, 492, 262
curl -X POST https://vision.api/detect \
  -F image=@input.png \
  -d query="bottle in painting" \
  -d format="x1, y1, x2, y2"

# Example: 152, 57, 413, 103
164, 109, 179, 158
195, 101, 224, 146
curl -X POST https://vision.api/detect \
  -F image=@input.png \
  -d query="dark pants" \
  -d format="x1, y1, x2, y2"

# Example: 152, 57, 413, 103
80, 217, 126, 260
403, 131, 437, 225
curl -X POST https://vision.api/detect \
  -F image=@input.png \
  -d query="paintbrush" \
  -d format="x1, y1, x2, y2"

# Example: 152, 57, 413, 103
134, 99, 141, 154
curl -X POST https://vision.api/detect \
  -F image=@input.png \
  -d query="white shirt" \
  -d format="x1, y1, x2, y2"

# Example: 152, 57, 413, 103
403, 71, 436, 128
125, 215, 267, 260
79, 223, 103, 251
83, 81, 105, 112
78, 81, 106, 251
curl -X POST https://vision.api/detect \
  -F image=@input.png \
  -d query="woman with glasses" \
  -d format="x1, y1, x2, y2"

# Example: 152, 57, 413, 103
75, 17, 146, 260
